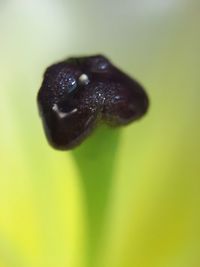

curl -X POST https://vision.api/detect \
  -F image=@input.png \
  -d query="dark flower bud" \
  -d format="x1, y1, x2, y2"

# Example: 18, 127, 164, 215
37, 55, 149, 150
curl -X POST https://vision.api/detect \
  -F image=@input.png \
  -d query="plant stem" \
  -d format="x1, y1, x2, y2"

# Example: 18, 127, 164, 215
73, 125, 120, 267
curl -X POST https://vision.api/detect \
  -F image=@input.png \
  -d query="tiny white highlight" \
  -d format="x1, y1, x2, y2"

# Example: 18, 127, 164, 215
52, 104, 77, 119
79, 74, 90, 85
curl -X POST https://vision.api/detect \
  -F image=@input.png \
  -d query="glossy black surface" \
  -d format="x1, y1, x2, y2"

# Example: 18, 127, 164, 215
37, 55, 149, 150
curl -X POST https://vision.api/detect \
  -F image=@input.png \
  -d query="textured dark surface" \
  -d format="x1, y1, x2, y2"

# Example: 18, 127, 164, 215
37, 55, 149, 150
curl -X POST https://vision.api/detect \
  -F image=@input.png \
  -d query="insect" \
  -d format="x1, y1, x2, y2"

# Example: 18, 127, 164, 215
37, 55, 149, 150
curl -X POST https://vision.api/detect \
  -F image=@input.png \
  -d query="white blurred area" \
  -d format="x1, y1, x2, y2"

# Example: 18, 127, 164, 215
0, 0, 197, 79
0, 0, 194, 66
0, 0, 71, 78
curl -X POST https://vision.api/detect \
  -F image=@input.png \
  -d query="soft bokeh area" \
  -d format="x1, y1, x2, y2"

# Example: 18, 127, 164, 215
0, 0, 199, 266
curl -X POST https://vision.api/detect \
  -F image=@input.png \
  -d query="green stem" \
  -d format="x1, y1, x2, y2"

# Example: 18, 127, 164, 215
73, 125, 120, 267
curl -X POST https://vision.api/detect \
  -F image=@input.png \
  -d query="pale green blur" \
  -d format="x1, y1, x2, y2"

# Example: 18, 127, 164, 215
0, 0, 199, 267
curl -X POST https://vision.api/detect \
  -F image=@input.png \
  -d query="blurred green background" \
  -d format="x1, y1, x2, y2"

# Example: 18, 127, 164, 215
0, 0, 199, 266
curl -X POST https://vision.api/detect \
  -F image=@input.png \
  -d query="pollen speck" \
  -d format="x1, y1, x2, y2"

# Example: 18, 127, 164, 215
79, 74, 90, 86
